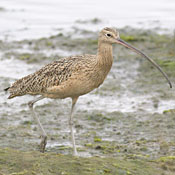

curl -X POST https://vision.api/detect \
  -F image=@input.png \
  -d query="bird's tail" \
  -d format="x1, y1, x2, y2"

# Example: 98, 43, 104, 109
4, 87, 18, 99
4, 87, 10, 91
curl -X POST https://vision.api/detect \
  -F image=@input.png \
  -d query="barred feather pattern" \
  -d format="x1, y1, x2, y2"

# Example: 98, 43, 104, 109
8, 55, 96, 99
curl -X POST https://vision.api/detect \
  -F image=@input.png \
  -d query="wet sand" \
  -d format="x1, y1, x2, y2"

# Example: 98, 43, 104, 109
0, 20, 175, 174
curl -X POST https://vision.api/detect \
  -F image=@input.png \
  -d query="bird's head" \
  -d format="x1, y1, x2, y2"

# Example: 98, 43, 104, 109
99, 27, 120, 44
99, 27, 172, 88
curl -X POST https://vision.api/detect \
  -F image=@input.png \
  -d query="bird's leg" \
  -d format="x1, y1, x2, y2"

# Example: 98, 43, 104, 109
69, 97, 79, 156
28, 96, 47, 153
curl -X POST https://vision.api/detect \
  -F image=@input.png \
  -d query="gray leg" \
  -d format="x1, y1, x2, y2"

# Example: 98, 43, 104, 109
28, 96, 47, 153
69, 97, 78, 156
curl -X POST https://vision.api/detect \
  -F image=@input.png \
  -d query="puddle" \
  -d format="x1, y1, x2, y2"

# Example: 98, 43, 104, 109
0, 0, 175, 41
0, 25, 175, 159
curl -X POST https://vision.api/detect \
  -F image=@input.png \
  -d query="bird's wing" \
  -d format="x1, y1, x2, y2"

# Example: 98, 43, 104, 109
7, 55, 94, 98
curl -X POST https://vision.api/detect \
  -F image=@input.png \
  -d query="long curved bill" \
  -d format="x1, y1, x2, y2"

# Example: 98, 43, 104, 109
116, 38, 172, 88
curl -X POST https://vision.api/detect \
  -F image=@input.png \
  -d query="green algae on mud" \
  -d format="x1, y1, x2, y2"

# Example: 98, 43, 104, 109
1, 26, 175, 175
0, 26, 174, 66
75, 18, 102, 24
0, 147, 163, 175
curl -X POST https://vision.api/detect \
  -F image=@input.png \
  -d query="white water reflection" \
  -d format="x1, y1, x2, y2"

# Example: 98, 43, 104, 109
0, 0, 175, 40
0, 0, 175, 115
0, 58, 174, 114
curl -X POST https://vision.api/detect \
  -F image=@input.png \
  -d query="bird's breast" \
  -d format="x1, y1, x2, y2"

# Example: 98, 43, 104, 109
44, 61, 112, 99
90, 63, 112, 89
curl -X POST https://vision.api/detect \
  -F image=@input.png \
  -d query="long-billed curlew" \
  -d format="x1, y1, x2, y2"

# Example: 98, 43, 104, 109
5, 27, 172, 156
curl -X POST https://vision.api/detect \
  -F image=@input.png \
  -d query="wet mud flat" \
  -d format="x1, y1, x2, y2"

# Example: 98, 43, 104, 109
0, 26, 175, 174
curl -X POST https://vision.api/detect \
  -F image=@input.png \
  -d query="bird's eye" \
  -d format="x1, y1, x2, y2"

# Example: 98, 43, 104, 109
106, 33, 112, 37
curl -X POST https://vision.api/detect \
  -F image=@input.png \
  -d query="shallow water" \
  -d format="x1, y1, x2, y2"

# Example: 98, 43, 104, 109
0, 0, 175, 40
0, 38, 175, 157
1, 53, 174, 115
0, 1, 175, 159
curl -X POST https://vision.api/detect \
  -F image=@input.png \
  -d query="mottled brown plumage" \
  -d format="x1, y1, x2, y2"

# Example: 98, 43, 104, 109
8, 54, 110, 99
8, 28, 117, 100
5, 27, 172, 155
8, 55, 94, 98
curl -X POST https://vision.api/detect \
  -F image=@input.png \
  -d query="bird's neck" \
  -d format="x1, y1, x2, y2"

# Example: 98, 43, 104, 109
97, 42, 113, 70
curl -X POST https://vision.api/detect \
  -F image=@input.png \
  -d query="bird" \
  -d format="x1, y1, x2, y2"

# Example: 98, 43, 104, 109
5, 27, 172, 156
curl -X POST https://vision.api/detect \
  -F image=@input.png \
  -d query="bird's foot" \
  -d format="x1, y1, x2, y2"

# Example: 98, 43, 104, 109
39, 135, 47, 153
73, 148, 78, 156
